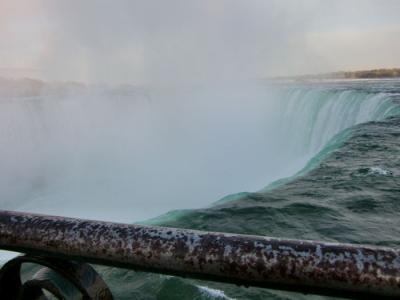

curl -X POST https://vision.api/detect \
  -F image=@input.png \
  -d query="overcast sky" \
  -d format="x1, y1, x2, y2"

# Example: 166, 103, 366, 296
1, 0, 399, 84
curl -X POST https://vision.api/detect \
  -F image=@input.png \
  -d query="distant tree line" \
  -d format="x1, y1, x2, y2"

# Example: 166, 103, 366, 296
269, 68, 400, 82
339, 68, 400, 79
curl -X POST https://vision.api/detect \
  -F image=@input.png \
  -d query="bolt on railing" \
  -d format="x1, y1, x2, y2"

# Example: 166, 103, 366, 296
0, 210, 399, 299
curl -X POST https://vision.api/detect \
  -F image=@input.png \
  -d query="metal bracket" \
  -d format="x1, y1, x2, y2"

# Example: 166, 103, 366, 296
0, 255, 113, 300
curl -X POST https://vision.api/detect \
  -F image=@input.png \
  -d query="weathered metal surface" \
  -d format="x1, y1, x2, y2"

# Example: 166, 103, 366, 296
0, 254, 113, 299
0, 210, 399, 299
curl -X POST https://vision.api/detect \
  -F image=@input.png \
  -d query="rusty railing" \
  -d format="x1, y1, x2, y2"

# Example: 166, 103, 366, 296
0, 210, 399, 299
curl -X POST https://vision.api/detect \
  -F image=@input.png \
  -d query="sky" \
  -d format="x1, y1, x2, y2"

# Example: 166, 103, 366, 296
0, 0, 400, 85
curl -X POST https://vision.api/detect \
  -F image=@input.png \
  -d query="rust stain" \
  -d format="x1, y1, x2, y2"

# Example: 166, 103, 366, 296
0, 210, 399, 298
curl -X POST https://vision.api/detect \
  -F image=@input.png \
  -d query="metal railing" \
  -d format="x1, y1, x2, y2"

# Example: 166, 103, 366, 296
0, 210, 399, 299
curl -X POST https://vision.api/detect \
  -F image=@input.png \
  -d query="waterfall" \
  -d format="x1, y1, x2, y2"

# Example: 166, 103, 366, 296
0, 82, 396, 223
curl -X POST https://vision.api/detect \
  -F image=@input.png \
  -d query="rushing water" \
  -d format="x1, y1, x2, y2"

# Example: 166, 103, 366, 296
1, 79, 400, 299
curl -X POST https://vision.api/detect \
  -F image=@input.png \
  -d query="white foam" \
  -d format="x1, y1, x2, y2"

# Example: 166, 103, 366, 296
197, 285, 236, 299
370, 167, 393, 176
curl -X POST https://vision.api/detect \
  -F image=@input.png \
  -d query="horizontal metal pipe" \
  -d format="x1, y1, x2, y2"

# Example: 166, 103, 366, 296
0, 210, 399, 299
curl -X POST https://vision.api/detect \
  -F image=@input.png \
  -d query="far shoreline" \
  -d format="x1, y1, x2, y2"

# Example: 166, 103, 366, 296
270, 68, 400, 81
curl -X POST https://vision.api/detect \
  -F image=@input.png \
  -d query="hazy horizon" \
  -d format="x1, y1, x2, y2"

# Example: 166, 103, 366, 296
1, 0, 400, 85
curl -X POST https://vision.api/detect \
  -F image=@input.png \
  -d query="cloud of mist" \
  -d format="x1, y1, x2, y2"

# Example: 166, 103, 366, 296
1, 0, 398, 85
0, 83, 308, 222
37, 0, 315, 84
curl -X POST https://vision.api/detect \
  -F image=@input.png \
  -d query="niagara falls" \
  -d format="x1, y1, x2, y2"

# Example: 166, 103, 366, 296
0, 1, 399, 299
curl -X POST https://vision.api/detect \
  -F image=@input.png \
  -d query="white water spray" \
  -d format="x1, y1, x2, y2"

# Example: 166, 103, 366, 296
0, 82, 395, 223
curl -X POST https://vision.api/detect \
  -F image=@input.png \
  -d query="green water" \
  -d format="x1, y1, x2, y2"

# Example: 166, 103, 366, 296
98, 80, 400, 299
